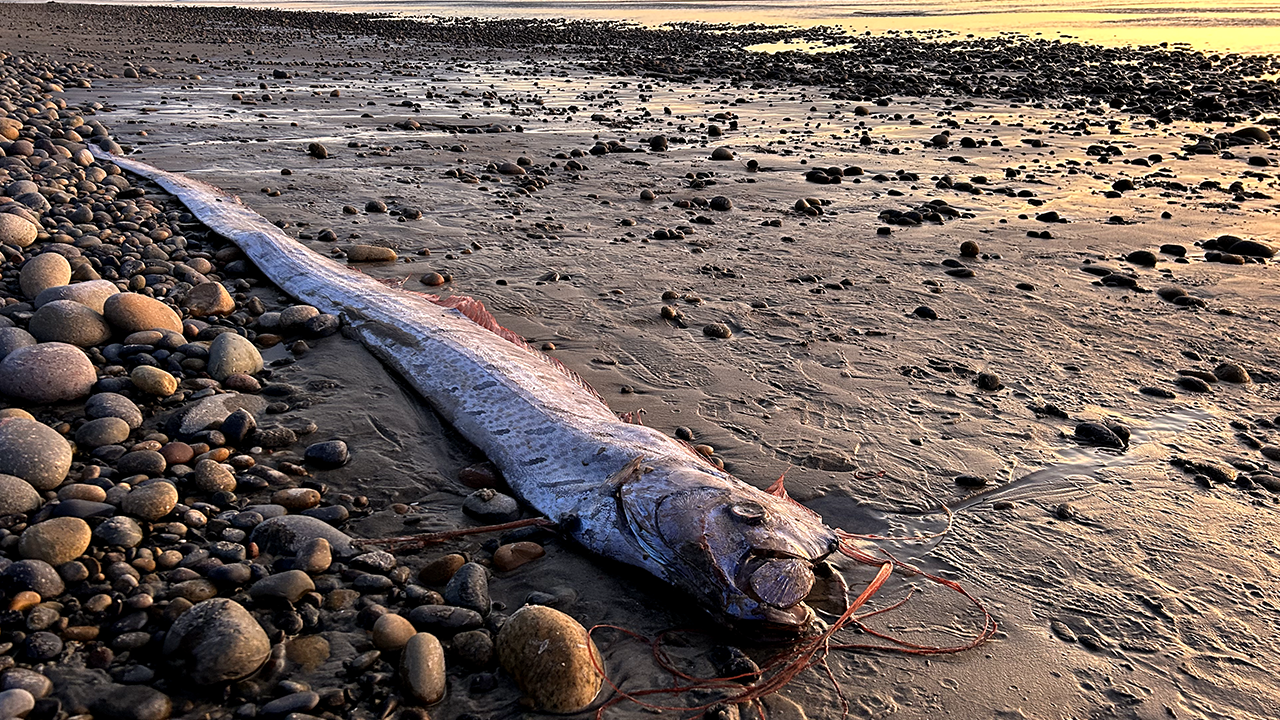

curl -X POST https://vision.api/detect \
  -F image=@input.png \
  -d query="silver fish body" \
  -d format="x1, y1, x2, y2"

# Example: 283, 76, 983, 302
92, 147, 840, 629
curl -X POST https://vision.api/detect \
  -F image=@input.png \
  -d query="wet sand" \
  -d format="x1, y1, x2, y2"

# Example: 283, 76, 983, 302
3, 3, 1280, 719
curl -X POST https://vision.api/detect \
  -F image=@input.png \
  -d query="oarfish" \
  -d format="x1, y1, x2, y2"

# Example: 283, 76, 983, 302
90, 147, 877, 631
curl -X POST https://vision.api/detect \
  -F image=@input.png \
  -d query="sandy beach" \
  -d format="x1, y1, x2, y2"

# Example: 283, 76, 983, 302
0, 3, 1279, 719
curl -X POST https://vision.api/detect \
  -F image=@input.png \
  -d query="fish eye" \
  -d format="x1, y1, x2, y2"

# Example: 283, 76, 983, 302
728, 501, 767, 525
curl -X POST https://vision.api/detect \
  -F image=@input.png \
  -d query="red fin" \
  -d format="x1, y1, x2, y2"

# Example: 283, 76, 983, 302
767, 472, 822, 519
428, 294, 610, 407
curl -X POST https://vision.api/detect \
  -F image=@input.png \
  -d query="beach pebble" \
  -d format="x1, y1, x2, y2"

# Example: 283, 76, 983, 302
3, 668, 52, 699
304, 440, 349, 467
0, 473, 41, 515
19, 516, 91, 566
0, 213, 37, 247
20, 253, 72, 299
121, 481, 178, 521
703, 323, 732, 339
346, 244, 397, 262
308, 142, 329, 159
1214, 362, 1250, 383
419, 553, 466, 585
959, 240, 979, 257
76, 416, 131, 448
462, 488, 520, 523
28, 300, 111, 347
206, 332, 263, 381
493, 542, 545, 571
163, 598, 271, 684
1074, 422, 1125, 449
400, 633, 446, 705
0, 343, 96, 403
192, 458, 236, 493
0, 327, 36, 361
250, 569, 315, 604
372, 612, 417, 651
1, 559, 64, 597
131, 366, 178, 396
293, 537, 332, 574
119, 450, 167, 477
182, 282, 235, 316
0, 418, 72, 490
89, 685, 173, 720
408, 605, 484, 635
35, 279, 120, 313
86, 392, 143, 429
444, 562, 490, 615
273, 487, 320, 510
0, 688, 35, 718
250, 514, 356, 557
103, 293, 183, 334
496, 605, 603, 712
710, 147, 734, 161
279, 305, 320, 332
171, 394, 265, 438
453, 629, 495, 669
93, 516, 144, 548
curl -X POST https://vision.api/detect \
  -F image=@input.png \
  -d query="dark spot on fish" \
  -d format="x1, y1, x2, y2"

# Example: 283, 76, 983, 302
474, 380, 498, 391
525, 426, 556, 435
560, 514, 583, 535
523, 457, 547, 466
492, 428, 510, 436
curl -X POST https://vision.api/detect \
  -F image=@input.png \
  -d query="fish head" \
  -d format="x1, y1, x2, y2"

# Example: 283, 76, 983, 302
622, 466, 839, 631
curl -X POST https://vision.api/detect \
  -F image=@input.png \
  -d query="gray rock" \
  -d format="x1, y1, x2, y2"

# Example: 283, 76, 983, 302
191, 458, 235, 494
304, 440, 348, 467
250, 515, 356, 557
28, 300, 112, 347
117, 450, 166, 477
19, 516, 91, 566
219, 408, 257, 445
93, 516, 143, 548
0, 327, 36, 362
260, 691, 318, 715
102, 293, 182, 334
462, 488, 520, 523
444, 562, 491, 616
249, 569, 314, 604
20, 253, 72, 299
0, 688, 34, 718
164, 393, 267, 438
400, 633, 446, 705
0, 473, 41, 515
292, 537, 332, 574
162, 598, 270, 684
206, 333, 263, 381
0, 213, 38, 247
86, 392, 143, 429
0, 559, 64, 598
0, 343, 96, 403
89, 684, 173, 720
0, 418, 72, 490
34, 279, 121, 313
279, 305, 319, 332
407, 605, 485, 636
76, 416, 131, 448
1, 668, 53, 698
120, 481, 178, 521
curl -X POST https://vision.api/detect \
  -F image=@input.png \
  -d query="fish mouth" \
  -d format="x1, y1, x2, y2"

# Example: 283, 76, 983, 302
735, 553, 819, 628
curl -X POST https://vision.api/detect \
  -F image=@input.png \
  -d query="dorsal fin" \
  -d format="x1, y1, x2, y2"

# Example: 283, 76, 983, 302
426, 293, 610, 407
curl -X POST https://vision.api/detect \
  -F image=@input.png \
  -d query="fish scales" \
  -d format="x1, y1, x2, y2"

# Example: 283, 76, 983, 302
93, 147, 844, 629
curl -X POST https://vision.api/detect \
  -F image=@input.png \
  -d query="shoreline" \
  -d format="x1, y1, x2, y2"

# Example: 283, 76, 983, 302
1, 3, 1280, 720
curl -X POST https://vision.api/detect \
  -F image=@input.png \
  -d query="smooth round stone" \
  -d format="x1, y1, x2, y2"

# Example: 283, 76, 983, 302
496, 605, 603, 712
0, 688, 34, 718
0, 343, 96, 403
88, 684, 173, 720
452, 629, 494, 669
182, 282, 235, 316
407, 605, 484, 636
0, 327, 37, 362
1, 559, 64, 597
0, 473, 41, 515
260, 691, 319, 716
1214, 362, 1250, 383
372, 612, 417, 651
249, 569, 314, 604
272, 487, 320, 510
206, 333, 262, 381
131, 366, 178, 396
419, 553, 466, 585
293, 537, 332, 574
710, 147, 735, 161
304, 440, 348, 467
34, 279, 120, 313
443, 562, 490, 616
462, 489, 520, 523
492, 542, 546, 572
400, 633, 446, 705
278, 305, 319, 332
192, 459, 235, 493
1, 668, 52, 699
28, 300, 112, 347
0, 417, 72, 490
59, 483, 108, 502
121, 482, 178, 521
86, 392, 143, 429
76, 416, 131, 448
93, 516, 144, 548
0, 213, 37, 247
23, 631, 63, 661
250, 514, 356, 557
346, 244, 397, 262
20, 253, 72, 299
20, 516, 91, 566
117, 450, 167, 477
103, 293, 183, 334
163, 598, 270, 684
